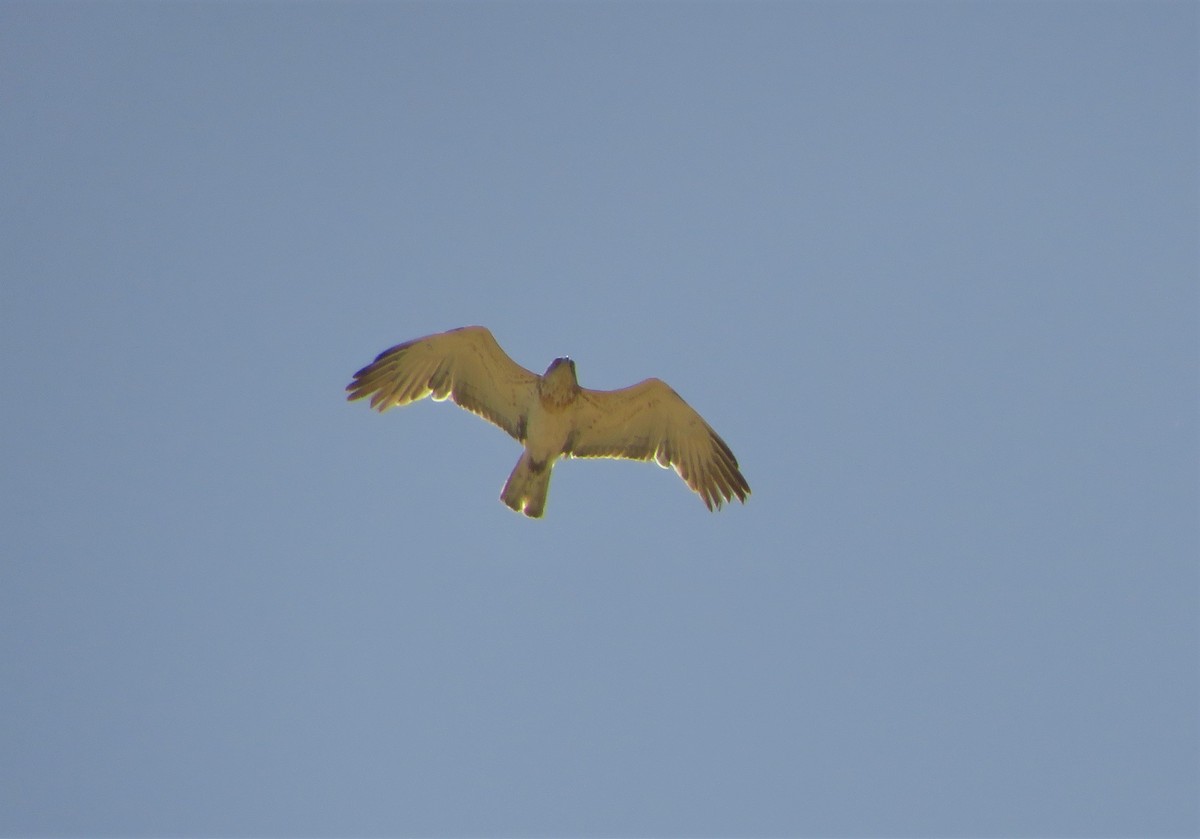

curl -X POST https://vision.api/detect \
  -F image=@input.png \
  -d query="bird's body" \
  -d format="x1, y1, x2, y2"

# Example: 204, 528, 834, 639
501, 358, 580, 516
346, 326, 749, 517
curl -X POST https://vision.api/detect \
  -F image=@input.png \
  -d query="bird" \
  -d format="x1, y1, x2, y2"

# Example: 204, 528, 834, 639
346, 326, 750, 518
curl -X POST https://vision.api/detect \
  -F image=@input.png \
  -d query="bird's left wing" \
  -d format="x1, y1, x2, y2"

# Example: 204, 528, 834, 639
568, 378, 750, 511
346, 326, 539, 441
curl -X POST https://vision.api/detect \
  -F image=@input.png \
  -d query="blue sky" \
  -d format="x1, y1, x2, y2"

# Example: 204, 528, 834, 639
1, 2, 1196, 836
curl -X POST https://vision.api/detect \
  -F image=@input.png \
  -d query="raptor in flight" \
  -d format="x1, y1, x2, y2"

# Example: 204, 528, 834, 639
346, 326, 750, 517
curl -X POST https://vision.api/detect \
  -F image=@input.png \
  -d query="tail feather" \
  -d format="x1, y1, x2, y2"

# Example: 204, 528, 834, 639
501, 453, 552, 518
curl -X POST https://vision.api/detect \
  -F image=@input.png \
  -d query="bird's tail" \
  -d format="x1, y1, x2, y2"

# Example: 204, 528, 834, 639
501, 453, 552, 518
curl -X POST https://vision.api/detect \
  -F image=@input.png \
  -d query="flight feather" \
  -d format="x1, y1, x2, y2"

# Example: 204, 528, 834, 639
345, 325, 539, 441
569, 379, 750, 510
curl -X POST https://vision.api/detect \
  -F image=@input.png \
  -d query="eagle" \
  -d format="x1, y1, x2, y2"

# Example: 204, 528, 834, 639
346, 326, 750, 517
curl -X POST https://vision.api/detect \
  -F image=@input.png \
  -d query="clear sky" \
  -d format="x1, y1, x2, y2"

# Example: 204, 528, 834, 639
1, 2, 1196, 836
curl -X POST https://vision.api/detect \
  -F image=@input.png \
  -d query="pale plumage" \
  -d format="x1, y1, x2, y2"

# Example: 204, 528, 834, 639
346, 326, 749, 517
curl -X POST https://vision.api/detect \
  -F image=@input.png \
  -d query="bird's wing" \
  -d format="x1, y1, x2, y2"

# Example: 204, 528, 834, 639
346, 326, 539, 441
568, 378, 750, 510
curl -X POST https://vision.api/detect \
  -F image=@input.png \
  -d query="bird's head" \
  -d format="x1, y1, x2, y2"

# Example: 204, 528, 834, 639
540, 357, 579, 406
544, 356, 577, 381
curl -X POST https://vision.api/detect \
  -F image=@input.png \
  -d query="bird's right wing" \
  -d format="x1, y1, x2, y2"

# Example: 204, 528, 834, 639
346, 326, 539, 441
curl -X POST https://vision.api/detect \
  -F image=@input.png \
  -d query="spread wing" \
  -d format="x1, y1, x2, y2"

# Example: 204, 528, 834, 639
346, 326, 539, 441
568, 379, 750, 511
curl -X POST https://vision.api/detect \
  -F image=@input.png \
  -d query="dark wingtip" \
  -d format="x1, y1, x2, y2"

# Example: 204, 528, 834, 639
373, 339, 415, 364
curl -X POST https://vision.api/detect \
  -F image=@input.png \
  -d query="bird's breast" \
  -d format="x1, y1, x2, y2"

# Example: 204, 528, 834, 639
538, 385, 578, 412
525, 397, 576, 463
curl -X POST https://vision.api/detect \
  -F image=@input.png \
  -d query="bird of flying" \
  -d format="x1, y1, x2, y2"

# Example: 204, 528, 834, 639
346, 326, 750, 518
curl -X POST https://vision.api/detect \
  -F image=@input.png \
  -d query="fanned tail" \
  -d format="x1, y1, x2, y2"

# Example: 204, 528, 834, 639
501, 453, 552, 518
